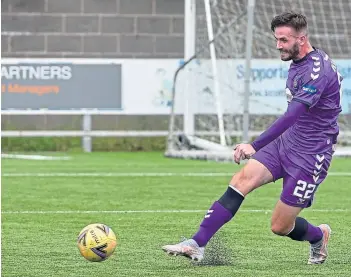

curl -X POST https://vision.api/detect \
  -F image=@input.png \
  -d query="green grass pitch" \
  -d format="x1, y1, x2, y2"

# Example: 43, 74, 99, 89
1, 153, 350, 277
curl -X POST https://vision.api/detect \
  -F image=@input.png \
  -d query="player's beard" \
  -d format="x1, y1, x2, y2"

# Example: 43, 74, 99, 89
279, 42, 300, 61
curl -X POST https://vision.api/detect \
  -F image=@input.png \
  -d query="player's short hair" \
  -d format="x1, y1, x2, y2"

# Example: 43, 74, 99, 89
271, 12, 308, 34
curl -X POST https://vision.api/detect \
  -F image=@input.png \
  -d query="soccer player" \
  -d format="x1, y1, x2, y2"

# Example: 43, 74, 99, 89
162, 12, 342, 265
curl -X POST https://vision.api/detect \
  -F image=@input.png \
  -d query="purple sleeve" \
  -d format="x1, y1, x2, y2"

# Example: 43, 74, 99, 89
251, 100, 308, 151
294, 65, 328, 108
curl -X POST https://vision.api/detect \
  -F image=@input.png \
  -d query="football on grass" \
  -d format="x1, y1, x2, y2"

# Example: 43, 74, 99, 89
77, 223, 117, 262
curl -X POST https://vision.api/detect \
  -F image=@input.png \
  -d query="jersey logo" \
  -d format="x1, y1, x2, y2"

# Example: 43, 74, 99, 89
293, 75, 301, 90
302, 84, 317, 94
310, 55, 321, 79
293, 78, 298, 89
311, 59, 321, 80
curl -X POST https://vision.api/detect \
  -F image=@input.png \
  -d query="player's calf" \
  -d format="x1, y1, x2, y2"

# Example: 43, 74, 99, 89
286, 217, 323, 244
271, 200, 304, 236
271, 201, 323, 243
271, 223, 293, 237
162, 159, 274, 259
192, 159, 273, 248
191, 186, 244, 247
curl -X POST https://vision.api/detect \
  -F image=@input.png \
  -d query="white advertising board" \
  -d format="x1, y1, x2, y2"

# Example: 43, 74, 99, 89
2, 58, 350, 115
122, 59, 351, 115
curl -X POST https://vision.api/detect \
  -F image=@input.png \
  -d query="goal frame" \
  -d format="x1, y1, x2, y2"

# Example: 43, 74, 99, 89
165, 0, 255, 161
182, 0, 255, 144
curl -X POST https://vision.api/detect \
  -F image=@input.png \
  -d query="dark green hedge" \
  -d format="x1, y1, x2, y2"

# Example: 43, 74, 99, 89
1, 137, 167, 152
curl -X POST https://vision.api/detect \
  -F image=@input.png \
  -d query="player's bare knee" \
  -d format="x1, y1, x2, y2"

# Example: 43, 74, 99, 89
229, 171, 252, 196
229, 160, 273, 196
229, 170, 259, 196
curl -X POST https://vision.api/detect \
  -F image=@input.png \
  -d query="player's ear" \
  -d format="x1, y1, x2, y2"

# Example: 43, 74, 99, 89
299, 35, 306, 46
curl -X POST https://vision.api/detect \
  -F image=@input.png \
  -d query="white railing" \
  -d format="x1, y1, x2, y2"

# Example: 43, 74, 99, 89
1, 110, 265, 152
1, 110, 167, 152
2, 110, 350, 155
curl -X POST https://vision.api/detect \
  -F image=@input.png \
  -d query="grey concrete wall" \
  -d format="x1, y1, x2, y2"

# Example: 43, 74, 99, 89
1, 0, 185, 58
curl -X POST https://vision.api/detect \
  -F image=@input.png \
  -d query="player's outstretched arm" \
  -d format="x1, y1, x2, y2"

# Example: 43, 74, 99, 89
251, 100, 308, 151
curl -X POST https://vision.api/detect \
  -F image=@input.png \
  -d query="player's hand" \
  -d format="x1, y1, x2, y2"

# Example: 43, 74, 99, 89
233, 143, 256, 164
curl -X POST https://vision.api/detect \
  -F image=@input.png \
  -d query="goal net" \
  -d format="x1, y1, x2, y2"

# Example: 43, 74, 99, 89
165, 0, 351, 161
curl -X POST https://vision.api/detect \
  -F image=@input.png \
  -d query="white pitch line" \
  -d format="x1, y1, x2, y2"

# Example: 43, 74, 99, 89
2, 172, 351, 177
1, 172, 235, 177
1, 209, 350, 215
1, 154, 71, 161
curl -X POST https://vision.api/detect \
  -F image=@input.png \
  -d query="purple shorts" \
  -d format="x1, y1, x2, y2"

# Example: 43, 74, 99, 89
252, 138, 333, 208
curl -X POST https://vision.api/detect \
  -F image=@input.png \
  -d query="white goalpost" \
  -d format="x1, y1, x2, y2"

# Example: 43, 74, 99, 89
204, 0, 227, 147
165, 0, 351, 161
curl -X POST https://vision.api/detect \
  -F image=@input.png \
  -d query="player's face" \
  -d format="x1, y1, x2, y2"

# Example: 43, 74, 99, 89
274, 26, 302, 61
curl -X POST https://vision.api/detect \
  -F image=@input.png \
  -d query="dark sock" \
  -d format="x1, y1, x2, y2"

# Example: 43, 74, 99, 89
287, 217, 323, 244
192, 186, 244, 247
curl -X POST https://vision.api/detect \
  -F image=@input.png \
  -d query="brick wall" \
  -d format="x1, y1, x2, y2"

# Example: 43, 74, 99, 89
1, 0, 185, 58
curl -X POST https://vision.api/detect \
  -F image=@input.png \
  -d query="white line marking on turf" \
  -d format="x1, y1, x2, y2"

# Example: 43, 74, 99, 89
1, 154, 71, 160
0, 172, 242, 177
2, 172, 351, 177
1, 209, 350, 215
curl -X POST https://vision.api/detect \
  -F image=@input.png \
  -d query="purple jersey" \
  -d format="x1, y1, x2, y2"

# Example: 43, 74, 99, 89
282, 48, 342, 153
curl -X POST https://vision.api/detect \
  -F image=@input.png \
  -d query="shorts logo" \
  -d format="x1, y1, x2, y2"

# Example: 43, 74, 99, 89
302, 84, 317, 94
297, 198, 306, 205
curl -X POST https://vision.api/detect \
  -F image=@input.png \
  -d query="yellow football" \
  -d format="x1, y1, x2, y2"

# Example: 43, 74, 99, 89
77, 223, 117, 262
